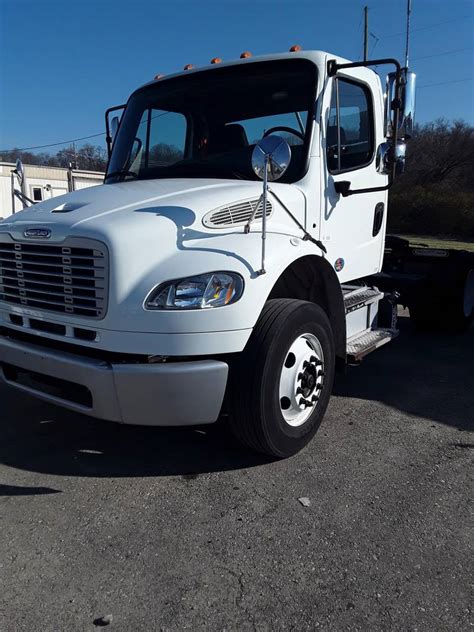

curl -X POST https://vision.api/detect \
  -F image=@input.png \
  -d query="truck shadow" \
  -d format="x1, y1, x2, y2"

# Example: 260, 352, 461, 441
333, 316, 473, 433
0, 317, 471, 480
0, 388, 273, 479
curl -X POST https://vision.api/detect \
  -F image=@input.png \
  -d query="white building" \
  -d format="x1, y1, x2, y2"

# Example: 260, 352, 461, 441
0, 162, 104, 219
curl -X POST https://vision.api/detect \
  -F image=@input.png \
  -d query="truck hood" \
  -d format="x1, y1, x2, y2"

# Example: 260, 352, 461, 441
0, 178, 305, 242
0, 178, 311, 337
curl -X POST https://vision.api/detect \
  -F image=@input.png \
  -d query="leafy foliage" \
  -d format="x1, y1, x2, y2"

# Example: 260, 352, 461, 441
388, 120, 474, 239
0, 144, 107, 172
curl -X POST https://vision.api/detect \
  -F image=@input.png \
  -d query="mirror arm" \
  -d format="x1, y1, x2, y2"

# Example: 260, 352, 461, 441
258, 155, 269, 274
268, 188, 327, 254
14, 189, 35, 207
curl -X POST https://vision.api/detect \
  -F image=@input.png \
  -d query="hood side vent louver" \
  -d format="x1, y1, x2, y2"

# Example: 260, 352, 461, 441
203, 198, 272, 229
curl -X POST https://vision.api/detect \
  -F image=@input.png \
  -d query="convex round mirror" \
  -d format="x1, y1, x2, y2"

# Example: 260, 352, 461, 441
252, 135, 291, 182
15, 158, 25, 186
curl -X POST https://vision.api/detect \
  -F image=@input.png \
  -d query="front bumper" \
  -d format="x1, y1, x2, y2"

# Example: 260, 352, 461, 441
0, 335, 228, 426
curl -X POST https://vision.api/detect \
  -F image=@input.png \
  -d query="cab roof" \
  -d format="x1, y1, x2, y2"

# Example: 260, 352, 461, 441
137, 49, 352, 92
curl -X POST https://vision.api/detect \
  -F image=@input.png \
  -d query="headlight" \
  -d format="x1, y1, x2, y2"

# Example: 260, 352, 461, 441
145, 272, 244, 310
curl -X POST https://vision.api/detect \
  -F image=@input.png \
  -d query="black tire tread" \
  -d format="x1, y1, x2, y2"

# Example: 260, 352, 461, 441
229, 299, 331, 455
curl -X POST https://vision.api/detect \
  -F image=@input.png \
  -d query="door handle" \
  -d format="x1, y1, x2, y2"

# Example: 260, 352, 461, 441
372, 202, 384, 236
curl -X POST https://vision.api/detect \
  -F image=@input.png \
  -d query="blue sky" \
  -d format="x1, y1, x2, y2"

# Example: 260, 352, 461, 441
0, 0, 473, 153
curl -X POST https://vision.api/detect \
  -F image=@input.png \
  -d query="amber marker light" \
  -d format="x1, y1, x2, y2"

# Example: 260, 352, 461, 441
210, 57, 222, 64
289, 45, 302, 52
183, 64, 194, 70
154, 73, 165, 80
240, 51, 252, 58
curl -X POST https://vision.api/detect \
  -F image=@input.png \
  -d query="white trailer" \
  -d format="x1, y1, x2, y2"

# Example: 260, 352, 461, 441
0, 48, 442, 458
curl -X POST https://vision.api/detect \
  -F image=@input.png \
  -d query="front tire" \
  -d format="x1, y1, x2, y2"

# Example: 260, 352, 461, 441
228, 299, 336, 458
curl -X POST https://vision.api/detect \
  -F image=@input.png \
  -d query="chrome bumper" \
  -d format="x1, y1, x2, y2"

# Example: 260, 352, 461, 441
0, 336, 228, 426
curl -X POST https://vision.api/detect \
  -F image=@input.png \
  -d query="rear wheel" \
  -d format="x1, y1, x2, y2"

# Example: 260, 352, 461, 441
228, 299, 336, 458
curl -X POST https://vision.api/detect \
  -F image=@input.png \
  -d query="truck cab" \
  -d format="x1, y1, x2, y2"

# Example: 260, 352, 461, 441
0, 49, 416, 457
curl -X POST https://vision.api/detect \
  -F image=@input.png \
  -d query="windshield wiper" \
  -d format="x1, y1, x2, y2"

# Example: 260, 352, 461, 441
105, 169, 139, 181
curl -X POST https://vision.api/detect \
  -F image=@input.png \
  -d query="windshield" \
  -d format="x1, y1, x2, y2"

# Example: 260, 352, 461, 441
106, 59, 317, 184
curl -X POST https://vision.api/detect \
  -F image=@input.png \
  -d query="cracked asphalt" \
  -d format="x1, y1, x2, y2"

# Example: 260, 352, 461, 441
0, 316, 472, 631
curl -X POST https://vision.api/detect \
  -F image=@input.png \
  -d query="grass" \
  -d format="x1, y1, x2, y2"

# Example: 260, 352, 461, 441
396, 234, 474, 252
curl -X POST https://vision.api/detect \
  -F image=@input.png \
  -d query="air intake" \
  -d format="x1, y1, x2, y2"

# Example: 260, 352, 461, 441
203, 198, 272, 229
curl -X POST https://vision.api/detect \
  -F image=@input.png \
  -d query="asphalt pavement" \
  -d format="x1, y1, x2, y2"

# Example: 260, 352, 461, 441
0, 316, 472, 631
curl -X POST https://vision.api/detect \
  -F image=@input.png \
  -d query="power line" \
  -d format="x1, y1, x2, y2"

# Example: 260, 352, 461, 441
380, 16, 471, 39
412, 46, 474, 61
0, 131, 105, 153
417, 77, 474, 89
0, 111, 171, 154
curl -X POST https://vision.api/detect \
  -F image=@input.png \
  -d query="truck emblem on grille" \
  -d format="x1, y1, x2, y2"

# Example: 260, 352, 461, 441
23, 228, 52, 239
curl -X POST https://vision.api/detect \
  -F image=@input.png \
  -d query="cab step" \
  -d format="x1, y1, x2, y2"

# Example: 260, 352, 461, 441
346, 327, 398, 363
343, 286, 384, 314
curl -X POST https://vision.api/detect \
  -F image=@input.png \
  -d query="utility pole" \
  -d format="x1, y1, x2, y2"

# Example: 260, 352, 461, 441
363, 6, 369, 61
405, 0, 412, 68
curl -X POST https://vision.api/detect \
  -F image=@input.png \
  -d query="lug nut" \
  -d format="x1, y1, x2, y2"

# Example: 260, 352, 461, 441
299, 398, 306, 407
317, 370, 325, 377
303, 361, 309, 369
297, 372, 304, 380
311, 395, 317, 402
296, 387, 303, 395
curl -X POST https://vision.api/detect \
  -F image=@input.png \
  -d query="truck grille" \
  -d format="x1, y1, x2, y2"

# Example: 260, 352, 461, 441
0, 236, 108, 319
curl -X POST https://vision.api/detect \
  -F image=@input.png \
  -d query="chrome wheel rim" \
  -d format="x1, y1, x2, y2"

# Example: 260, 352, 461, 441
279, 333, 325, 427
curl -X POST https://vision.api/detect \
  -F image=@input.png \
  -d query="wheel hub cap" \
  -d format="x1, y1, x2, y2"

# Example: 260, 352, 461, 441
279, 333, 325, 427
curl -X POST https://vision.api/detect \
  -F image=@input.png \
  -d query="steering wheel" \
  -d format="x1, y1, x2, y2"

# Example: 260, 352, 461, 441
263, 126, 305, 142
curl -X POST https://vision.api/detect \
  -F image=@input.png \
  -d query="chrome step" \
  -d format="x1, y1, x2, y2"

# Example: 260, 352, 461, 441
346, 327, 398, 363
343, 286, 384, 314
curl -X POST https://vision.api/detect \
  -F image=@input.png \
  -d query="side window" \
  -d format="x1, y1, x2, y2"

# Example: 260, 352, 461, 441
130, 109, 187, 172
147, 110, 186, 167
327, 78, 374, 173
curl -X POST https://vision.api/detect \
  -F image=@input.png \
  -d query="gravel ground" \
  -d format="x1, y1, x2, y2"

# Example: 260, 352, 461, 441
0, 316, 472, 631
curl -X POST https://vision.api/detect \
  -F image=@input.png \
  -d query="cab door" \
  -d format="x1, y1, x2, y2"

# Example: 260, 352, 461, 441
320, 72, 388, 282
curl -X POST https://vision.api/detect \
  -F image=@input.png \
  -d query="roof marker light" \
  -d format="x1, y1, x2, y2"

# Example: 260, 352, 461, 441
210, 57, 222, 64
240, 51, 252, 58
183, 64, 194, 70
289, 44, 302, 52
154, 73, 165, 80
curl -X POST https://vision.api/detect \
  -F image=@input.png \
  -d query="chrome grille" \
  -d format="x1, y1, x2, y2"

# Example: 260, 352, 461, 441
203, 198, 272, 228
0, 236, 108, 319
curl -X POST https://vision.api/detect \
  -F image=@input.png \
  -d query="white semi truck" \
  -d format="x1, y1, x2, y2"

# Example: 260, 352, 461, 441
0, 48, 458, 458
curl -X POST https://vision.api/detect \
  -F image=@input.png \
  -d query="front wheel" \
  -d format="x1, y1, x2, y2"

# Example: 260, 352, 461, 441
228, 299, 336, 458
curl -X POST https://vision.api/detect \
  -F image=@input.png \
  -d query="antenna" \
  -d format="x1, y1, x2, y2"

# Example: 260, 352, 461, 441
405, 0, 412, 68
363, 6, 369, 61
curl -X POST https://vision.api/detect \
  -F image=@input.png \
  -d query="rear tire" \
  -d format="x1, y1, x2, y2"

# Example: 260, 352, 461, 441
228, 299, 336, 458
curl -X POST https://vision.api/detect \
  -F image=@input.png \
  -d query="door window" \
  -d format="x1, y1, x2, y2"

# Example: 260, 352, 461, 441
327, 78, 374, 173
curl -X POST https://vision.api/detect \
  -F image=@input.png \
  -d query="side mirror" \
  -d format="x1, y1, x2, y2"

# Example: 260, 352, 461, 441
400, 71, 416, 139
110, 116, 120, 142
105, 104, 126, 156
384, 69, 416, 140
376, 140, 406, 176
14, 158, 25, 186
393, 140, 406, 175
252, 135, 291, 181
